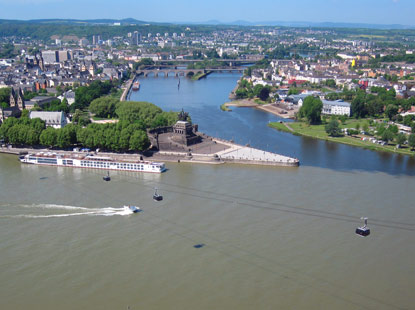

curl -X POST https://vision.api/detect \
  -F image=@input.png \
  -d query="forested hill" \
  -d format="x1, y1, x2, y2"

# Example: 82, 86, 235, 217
0, 19, 186, 42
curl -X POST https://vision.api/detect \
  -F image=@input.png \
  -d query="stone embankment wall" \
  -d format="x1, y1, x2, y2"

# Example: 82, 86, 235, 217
120, 78, 134, 101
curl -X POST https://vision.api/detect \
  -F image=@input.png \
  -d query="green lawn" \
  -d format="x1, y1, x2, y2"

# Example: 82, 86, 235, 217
269, 120, 415, 156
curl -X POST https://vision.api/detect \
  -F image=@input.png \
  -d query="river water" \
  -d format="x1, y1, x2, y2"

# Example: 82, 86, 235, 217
1, 73, 414, 310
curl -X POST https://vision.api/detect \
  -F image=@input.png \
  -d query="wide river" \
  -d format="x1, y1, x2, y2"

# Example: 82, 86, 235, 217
1, 73, 414, 310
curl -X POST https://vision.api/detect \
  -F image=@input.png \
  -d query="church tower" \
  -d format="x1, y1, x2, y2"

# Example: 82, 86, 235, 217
9, 88, 16, 107
17, 88, 25, 110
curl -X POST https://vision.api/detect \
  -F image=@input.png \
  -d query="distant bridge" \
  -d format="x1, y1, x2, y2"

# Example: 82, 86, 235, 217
136, 67, 244, 77
154, 57, 262, 66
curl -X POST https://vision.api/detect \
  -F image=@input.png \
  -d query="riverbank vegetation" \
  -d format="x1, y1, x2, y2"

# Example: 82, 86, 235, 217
234, 78, 272, 102
269, 118, 415, 156
0, 101, 179, 152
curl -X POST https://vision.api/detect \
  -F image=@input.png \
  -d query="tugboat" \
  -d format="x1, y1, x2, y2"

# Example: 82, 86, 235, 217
153, 188, 163, 201
356, 217, 370, 236
103, 171, 111, 181
125, 205, 141, 213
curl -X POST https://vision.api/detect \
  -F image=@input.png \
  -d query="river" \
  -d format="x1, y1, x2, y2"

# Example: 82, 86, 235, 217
0, 72, 414, 310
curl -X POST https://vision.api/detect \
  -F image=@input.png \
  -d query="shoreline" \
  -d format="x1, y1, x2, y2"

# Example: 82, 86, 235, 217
0, 135, 300, 168
269, 121, 415, 157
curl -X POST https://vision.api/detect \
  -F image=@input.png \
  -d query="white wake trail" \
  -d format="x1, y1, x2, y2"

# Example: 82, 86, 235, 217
2, 204, 136, 218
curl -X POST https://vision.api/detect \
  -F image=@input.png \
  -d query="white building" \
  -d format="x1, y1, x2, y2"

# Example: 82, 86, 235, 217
29, 111, 67, 128
322, 100, 351, 116
58, 90, 75, 105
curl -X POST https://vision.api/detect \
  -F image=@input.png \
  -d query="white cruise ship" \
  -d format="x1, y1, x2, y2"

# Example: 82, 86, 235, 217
19, 152, 166, 173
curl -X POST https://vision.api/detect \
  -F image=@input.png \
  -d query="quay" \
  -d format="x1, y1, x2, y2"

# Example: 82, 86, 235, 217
1, 138, 299, 168
148, 134, 299, 167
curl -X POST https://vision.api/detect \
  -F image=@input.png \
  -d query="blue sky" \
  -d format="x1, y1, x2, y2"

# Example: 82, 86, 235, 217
0, 0, 412, 26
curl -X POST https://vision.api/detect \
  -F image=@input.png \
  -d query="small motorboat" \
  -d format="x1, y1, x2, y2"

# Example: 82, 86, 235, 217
103, 171, 111, 181
153, 188, 163, 201
125, 205, 141, 213
356, 217, 370, 237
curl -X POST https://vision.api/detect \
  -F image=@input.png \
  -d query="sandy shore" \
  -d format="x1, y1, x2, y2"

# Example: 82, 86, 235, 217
256, 104, 297, 119
224, 99, 297, 119
224, 99, 259, 107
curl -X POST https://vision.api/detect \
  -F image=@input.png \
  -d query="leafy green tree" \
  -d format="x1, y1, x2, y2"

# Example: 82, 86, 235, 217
39, 127, 57, 147
381, 129, 395, 144
385, 104, 399, 120
0, 43, 16, 58
119, 128, 131, 150
115, 101, 162, 126
408, 134, 415, 150
89, 97, 119, 118
325, 119, 343, 137
235, 88, 248, 99
325, 79, 336, 88
258, 86, 270, 101
129, 130, 149, 151
351, 94, 367, 118
26, 128, 40, 145
396, 133, 407, 146
403, 115, 414, 127
287, 88, 300, 95
7, 125, 20, 145
0, 87, 11, 106
253, 84, 264, 98
56, 128, 72, 148
339, 115, 347, 124
72, 80, 114, 111
299, 96, 323, 124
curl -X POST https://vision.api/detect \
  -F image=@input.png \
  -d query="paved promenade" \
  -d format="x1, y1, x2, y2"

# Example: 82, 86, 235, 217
1, 136, 300, 168
213, 139, 299, 166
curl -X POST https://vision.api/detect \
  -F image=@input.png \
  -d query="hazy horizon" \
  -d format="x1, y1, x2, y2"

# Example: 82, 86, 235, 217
0, 0, 413, 27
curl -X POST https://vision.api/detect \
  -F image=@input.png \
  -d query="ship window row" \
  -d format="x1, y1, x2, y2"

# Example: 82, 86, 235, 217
79, 160, 145, 170
37, 158, 57, 164
80, 161, 111, 168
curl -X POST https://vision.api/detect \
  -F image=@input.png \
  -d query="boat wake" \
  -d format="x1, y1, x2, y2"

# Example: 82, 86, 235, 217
2, 203, 136, 218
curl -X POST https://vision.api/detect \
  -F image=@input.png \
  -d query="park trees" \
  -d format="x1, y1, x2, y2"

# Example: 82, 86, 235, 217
299, 96, 323, 124
72, 80, 114, 111
381, 128, 395, 144
351, 93, 367, 118
129, 130, 150, 151
396, 133, 407, 146
325, 118, 343, 137
259, 86, 270, 101
408, 134, 415, 150
385, 104, 399, 120
89, 97, 119, 118
115, 101, 162, 126
39, 127, 57, 147
0, 87, 10, 107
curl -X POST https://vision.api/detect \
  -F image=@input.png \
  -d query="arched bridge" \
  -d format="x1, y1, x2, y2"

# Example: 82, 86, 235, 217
136, 67, 244, 77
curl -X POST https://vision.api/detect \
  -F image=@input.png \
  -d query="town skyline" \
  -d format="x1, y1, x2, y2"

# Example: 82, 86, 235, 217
0, 0, 413, 27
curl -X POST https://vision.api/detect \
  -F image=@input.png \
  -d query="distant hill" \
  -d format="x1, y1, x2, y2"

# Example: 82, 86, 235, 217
183, 19, 415, 30
0, 18, 153, 26
0, 18, 414, 30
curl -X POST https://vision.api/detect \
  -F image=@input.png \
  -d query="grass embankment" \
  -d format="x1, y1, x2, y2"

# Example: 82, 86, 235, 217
220, 104, 231, 111
254, 98, 268, 105
269, 120, 415, 156
191, 71, 211, 80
